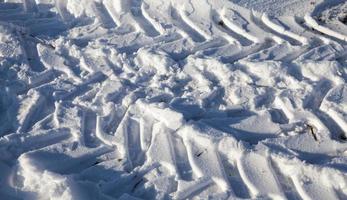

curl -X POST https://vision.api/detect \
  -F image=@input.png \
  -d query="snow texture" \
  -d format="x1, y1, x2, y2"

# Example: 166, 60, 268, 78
0, 0, 347, 199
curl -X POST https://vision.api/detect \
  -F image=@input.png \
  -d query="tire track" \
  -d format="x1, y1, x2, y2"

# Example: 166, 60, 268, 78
172, 135, 194, 181
292, 175, 340, 200
170, 6, 206, 42
237, 152, 285, 199
177, 124, 231, 192
294, 16, 332, 44
261, 14, 308, 45
305, 14, 347, 42
177, 7, 212, 41
269, 158, 302, 200
102, 0, 122, 26
320, 84, 347, 139
219, 9, 259, 45
140, 2, 166, 35
250, 11, 294, 45
221, 41, 275, 63
0, 128, 71, 160
230, 8, 282, 44
218, 153, 251, 198
92, 1, 117, 28
130, 0, 160, 37
82, 110, 99, 148
2, 0, 347, 199
17, 90, 45, 133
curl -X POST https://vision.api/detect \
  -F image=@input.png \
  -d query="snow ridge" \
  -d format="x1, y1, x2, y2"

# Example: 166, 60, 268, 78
0, 0, 347, 199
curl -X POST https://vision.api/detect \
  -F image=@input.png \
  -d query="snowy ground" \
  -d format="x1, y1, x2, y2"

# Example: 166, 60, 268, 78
1, 0, 347, 199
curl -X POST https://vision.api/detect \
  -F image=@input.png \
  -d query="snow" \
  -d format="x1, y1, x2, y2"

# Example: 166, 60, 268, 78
0, 0, 347, 199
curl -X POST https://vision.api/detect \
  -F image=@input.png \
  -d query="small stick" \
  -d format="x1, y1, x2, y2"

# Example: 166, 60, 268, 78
195, 149, 207, 157
28, 34, 56, 49
306, 124, 318, 141
131, 178, 143, 192
92, 160, 101, 166
195, 151, 204, 157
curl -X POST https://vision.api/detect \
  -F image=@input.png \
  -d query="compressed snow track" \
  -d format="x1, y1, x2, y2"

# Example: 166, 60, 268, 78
0, 0, 347, 200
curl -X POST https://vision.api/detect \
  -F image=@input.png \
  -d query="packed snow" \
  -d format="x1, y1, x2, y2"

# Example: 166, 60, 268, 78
0, 0, 347, 199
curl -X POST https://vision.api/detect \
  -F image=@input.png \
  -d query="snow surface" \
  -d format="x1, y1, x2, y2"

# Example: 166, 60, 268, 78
0, 0, 347, 199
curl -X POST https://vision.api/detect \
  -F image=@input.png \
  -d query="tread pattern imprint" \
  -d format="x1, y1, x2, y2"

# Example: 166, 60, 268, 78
0, 0, 347, 199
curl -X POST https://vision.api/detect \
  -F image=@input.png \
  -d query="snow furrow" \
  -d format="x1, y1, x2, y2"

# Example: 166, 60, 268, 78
1, 0, 347, 199
91, 1, 117, 28
170, 6, 206, 42
261, 14, 309, 45
237, 152, 285, 199
140, 2, 166, 35
305, 14, 347, 42
220, 9, 260, 44
129, 0, 160, 37
101, 0, 122, 26
178, 8, 212, 41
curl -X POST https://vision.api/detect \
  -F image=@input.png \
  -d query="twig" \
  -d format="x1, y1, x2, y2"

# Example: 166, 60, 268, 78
29, 34, 56, 49
195, 151, 204, 157
195, 149, 207, 157
131, 178, 143, 192
92, 160, 101, 166
306, 124, 318, 141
